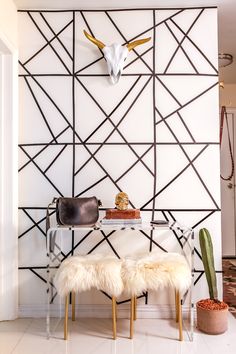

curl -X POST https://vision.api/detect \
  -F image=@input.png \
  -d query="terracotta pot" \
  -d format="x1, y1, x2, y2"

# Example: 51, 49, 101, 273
196, 301, 228, 334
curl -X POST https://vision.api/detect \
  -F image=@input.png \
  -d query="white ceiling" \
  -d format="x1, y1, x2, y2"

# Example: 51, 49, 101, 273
13, 0, 236, 83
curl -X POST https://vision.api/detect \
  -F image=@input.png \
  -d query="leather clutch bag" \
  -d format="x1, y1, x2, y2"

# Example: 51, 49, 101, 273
56, 196, 101, 226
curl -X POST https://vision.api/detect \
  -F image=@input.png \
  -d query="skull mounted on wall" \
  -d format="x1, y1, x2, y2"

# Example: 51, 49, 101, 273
83, 30, 151, 84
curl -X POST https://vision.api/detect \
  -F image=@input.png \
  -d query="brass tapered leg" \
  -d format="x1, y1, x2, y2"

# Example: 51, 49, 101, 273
130, 296, 135, 339
115, 298, 117, 322
176, 291, 183, 341
175, 290, 179, 323
72, 291, 75, 321
64, 295, 69, 340
112, 296, 117, 340
134, 296, 137, 321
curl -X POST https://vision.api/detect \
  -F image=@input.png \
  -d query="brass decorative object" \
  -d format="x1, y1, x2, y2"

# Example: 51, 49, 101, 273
115, 192, 129, 210
83, 30, 105, 49
83, 29, 151, 52
126, 37, 151, 51
83, 30, 151, 84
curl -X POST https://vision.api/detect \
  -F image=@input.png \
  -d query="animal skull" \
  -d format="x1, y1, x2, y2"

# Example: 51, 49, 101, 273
115, 192, 129, 210
84, 30, 151, 84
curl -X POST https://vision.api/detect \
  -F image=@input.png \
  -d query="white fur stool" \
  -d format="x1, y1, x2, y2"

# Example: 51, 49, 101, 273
121, 251, 192, 340
54, 254, 124, 340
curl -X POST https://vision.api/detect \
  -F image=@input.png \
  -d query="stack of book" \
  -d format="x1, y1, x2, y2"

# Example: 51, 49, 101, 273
101, 209, 142, 225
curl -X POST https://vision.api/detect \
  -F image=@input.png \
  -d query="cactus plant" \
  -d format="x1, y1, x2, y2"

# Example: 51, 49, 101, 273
199, 228, 218, 300
197, 228, 228, 334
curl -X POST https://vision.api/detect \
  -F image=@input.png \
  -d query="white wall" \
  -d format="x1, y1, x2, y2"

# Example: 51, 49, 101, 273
0, 0, 18, 48
18, 7, 221, 316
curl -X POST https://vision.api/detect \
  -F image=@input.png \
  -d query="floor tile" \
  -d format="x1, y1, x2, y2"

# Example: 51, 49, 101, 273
0, 314, 235, 354
0, 318, 32, 354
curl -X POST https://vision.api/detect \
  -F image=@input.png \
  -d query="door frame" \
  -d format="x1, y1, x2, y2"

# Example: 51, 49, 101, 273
0, 30, 18, 320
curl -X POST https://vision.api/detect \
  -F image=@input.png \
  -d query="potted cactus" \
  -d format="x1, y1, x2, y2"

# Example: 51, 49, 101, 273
196, 228, 228, 334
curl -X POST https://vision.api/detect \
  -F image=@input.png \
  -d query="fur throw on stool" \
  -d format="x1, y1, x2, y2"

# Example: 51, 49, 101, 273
121, 252, 191, 296
54, 254, 124, 298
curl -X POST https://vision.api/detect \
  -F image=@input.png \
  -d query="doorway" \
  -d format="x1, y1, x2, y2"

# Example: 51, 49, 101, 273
220, 106, 236, 318
221, 107, 236, 257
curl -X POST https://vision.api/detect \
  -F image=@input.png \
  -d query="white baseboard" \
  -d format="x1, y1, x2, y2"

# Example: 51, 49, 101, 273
19, 304, 191, 319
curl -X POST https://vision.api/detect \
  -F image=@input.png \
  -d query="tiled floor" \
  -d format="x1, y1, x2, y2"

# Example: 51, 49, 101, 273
0, 314, 236, 354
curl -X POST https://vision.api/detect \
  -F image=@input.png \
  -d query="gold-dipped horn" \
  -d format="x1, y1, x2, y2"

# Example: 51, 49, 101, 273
83, 30, 105, 49
126, 37, 151, 51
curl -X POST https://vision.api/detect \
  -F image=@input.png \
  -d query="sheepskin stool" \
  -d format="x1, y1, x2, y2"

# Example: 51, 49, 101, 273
121, 251, 192, 340
54, 253, 124, 340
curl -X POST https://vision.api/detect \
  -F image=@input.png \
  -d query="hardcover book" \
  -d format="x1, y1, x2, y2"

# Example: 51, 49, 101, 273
105, 209, 140, 219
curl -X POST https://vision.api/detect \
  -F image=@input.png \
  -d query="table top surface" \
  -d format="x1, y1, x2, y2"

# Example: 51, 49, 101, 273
47, 220, 192, 234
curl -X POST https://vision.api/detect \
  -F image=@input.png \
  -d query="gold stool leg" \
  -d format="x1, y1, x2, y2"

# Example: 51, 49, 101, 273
64, 294, 69, 340
130, 296, 135, 339
175, 290, 179, 323
134, 296, 137, 321
112, 296, 117, 340
176, 290, 183, 341
115, 298, 117, 322
72, 291, 75, 321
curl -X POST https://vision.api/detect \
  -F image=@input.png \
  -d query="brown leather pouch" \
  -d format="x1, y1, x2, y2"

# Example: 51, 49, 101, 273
56, 197, 101, 226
